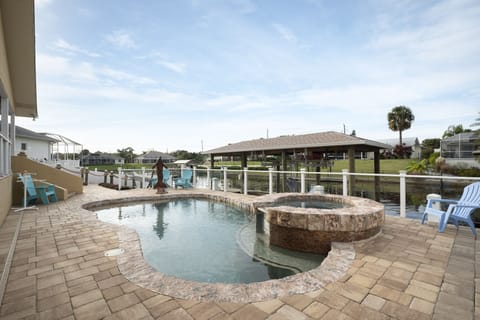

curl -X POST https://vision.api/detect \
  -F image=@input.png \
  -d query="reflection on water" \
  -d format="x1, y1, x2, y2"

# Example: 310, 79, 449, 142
152, 202, 169, 240
95, 199, 322, 283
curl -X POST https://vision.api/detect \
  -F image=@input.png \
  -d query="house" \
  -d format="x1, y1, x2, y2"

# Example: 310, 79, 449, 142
80, 153, 125, 166
0, 0, 83, 226
441, 132, 480, 168
377, 137, 421, 159
0, 0, 39, 225
135, 151, 176, 164
14, 126, 58, 161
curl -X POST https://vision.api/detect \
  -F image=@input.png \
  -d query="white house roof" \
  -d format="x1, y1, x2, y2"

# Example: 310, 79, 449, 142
173, 160, 193, 165
0, 125, 58, 143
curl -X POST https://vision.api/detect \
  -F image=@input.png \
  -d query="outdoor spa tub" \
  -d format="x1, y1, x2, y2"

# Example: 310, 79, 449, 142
253, 193, 385, 254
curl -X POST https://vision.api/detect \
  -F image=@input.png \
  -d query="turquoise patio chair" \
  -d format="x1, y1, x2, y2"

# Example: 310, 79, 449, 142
149, 168, 170, 188
18, 173, 58, 205
174, 168, 193, 189
421, 182, 480, 238
162, 168, 170, 188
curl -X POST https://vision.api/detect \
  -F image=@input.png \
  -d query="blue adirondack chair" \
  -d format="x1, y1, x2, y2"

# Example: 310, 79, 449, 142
149, 168, 170, 188
18, 173, 58, 205
174, 168, 193, 189
162, 168, 170, 188
421, 182, 480, 238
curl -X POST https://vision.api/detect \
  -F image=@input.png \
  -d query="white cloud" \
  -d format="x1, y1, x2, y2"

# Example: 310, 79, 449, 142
272, 23, 297, 43
157, 60, 187, 74
101, 68, 157, 85
369, 0, 480, 64
54, 39, 101, 57
37, 53, 157, 87
105, 30, 137, 49
36, 54, 98, 82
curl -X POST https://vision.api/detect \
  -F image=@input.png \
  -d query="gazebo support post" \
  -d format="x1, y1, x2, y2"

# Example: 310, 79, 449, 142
241, 153, 247, 191
281, 151, 287, 192
348, 147, 355, 195
374, 150, 380, 201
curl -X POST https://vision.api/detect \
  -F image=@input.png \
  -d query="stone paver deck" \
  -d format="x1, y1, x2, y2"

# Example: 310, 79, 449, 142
0, 185, 478, 319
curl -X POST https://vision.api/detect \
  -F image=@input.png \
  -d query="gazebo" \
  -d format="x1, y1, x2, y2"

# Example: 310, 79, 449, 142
204, 131, 390, 193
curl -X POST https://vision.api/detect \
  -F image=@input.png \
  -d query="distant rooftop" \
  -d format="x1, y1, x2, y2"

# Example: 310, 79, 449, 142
136, 151, 175, 160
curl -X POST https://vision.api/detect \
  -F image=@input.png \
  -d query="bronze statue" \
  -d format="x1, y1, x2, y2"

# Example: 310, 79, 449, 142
153, 157, 168, 194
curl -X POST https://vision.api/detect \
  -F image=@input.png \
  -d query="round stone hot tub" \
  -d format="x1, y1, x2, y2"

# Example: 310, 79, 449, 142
253, 193, 384, 254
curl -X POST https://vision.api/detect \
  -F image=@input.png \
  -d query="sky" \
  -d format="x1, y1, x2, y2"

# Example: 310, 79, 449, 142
17, 0, 480, 153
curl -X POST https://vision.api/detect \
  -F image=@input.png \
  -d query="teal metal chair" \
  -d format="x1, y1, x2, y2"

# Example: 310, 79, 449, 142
18, 173, 58, 205
421, 182, 480, 238
174, 168, 193, 189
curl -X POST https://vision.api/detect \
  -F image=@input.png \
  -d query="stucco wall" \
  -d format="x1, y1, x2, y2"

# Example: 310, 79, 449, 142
11, 156, 83, 205
0, 175, 12, 226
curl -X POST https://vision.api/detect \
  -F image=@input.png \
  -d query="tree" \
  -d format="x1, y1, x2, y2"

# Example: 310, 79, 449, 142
421, 138, 440, 159
117, 147, 135, 163
387, 106, 415, 146
80, 149, 90, 155
442, 124, 471, 139
171, 150, 205, 163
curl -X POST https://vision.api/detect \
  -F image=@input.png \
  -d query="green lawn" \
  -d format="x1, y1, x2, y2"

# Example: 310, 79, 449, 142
331, 159, 412, 174
212, 159, 413, 174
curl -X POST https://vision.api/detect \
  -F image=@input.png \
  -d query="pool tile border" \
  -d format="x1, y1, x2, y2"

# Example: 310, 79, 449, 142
85, 192, 356, 303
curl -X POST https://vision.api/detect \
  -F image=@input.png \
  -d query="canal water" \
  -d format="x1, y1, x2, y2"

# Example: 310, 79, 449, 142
193, 172, 472, 222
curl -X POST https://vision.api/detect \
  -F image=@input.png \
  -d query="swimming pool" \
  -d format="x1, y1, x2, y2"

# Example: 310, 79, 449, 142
270, 199, 346, 209
95, 199, 324, 284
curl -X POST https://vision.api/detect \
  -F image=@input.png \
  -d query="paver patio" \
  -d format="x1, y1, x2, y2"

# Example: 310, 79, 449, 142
0, 185, 478, 319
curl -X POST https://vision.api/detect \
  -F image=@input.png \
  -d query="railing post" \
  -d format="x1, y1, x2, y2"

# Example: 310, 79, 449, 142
84, 168, 89, 185
268, 168, 273, 194
193, 166, 197, 187
342, 169, 348, 196
118, 167, 122, 190
223, 167, 228, 192
399, 170, 407, 218
243, 167, 248, 195
207, 167, 211, 190
141, 167, 146, 188
300, 168, 306, 193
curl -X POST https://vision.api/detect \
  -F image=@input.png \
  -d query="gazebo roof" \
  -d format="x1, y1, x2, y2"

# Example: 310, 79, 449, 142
205, 131, 390, 155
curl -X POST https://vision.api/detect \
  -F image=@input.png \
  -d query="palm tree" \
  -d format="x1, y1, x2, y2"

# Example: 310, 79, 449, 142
387, 106, 415, 146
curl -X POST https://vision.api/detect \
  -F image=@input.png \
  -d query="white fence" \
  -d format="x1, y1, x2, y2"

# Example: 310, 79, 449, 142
82, 166, 480, 218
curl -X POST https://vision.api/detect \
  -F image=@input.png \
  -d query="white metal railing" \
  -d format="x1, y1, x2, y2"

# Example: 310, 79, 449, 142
78, 165, 480, 219
192, 167, 480, 219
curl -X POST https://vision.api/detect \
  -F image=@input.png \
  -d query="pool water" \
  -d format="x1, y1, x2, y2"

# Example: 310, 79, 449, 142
95, 199, 323, 283
271, 199, 345, 209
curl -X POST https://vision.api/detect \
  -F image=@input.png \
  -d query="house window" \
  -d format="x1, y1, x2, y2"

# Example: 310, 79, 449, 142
21, 143, 27, 151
